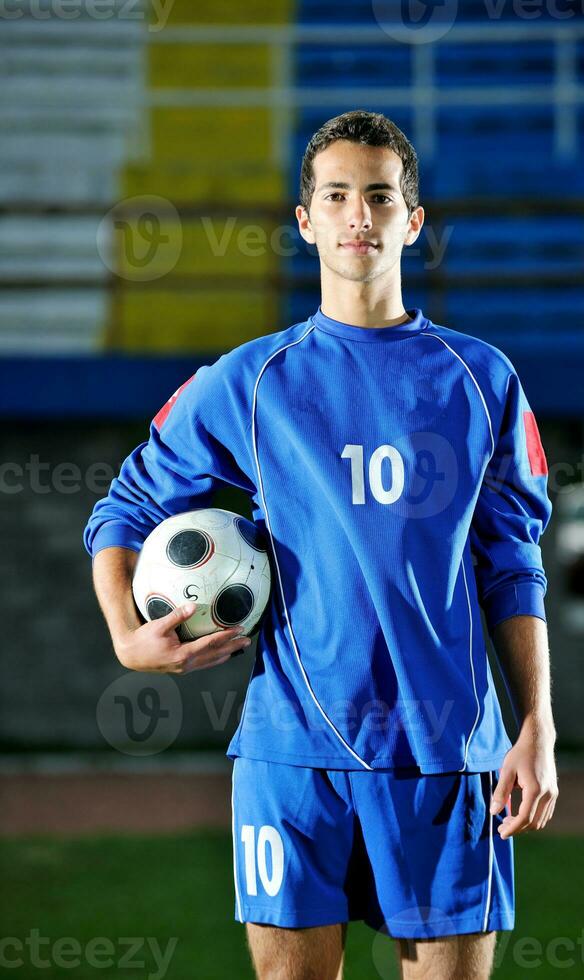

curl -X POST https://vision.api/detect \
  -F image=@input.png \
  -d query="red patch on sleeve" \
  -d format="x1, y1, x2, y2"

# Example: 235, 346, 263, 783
523, 411, 548, 477
152, 373, 197, 431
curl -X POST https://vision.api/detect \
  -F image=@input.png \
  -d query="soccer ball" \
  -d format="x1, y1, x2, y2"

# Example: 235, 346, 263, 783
132, 508, 272, 641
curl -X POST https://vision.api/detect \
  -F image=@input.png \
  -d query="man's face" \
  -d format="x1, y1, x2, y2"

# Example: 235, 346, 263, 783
296, 140, 423, 284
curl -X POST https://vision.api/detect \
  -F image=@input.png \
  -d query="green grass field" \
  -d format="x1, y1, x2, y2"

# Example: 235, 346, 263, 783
1, 832, 581, 979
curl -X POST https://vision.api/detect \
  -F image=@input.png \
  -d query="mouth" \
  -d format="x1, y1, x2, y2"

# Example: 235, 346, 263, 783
340, 241, 378, 255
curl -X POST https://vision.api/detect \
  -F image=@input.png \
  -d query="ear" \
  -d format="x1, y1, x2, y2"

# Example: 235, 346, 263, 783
404, 205, 425, 248
296, 204, 316, 245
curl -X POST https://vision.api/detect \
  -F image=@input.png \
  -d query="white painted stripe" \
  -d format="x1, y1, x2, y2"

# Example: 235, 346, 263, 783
231, 759, 243, 923
251, 324, 373, 771
458, 549, 482, 773
483, 771, 495, 932
148, 23, 584, 44
421, 333, 495, 458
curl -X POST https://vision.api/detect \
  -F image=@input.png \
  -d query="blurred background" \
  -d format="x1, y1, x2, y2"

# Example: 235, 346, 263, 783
0, 1, 583, 977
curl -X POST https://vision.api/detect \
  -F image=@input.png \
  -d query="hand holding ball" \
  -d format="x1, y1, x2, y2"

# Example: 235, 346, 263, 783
132, 508, 272, 645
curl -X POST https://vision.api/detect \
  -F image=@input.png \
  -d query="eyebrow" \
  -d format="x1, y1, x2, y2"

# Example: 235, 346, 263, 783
317, 181, 399, 193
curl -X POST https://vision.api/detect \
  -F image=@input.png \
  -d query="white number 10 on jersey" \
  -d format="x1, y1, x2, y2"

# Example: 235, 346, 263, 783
341, 444, 405, 505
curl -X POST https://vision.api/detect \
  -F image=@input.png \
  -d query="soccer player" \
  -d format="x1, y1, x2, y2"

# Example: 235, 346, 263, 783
84, 110, 558, 980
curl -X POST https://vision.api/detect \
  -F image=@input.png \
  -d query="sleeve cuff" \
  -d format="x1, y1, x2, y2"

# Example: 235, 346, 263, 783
482, 581, 547, 633
90, 523, 146, 559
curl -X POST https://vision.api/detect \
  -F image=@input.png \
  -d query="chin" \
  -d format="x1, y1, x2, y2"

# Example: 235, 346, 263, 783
339, 262, 379, 283
323, 256, 372, 281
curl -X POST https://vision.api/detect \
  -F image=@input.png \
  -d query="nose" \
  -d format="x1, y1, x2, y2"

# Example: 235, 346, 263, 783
348, 196, 372, 233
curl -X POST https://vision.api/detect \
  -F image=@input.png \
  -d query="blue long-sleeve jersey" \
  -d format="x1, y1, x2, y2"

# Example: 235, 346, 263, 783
84, 306, 552, 774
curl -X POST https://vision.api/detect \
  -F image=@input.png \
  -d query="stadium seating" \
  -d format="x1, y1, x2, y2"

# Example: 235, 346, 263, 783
0, 0, 582, 413
0, 12, 144, 354
290, 2, 584, 363
118, 0, 292, 352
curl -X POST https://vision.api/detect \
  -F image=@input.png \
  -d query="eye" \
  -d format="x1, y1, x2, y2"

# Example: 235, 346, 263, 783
372, 195, 392, 203
325, 193, 345, 201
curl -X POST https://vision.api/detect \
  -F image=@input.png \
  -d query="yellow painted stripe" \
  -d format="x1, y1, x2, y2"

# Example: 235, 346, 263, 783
150, 44, 271, 89
152, 0, 295, 27
150, 107, 273, 164
108, 289, 278, 352
122, 165, 285, 204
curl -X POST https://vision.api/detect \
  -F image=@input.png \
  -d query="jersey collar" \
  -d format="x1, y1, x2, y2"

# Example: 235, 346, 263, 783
311, 306, 428, 342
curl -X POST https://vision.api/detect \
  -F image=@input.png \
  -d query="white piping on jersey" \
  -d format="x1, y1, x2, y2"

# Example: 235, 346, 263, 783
423, 331, 492, 772
231, 758, 243, 922
251, 324, 373, 771
420, 333, 495, 458
482, 770, 495, 932
458, 550, 481, 773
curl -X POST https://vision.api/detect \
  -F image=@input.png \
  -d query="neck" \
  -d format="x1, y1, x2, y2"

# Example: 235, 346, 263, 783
319, 273, 409, 328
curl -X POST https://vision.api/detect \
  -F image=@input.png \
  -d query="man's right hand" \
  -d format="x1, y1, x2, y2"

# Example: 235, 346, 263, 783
114, 601, 252, 674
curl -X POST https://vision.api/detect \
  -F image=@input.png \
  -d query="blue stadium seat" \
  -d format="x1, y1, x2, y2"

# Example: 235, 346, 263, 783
295, 43, 411, 88
435, 41, 555, 87
297, 0, 565, 24
297, 1, 382, 25
445, 287, 584, 338
440, 216, 583, 275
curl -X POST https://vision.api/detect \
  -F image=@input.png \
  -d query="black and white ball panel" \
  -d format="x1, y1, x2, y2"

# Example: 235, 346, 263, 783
235, 516, 268, 553
213, 583, 255, 627
166, 529, 211, 567
146, 596, 175, 620
133, 508, 272, 642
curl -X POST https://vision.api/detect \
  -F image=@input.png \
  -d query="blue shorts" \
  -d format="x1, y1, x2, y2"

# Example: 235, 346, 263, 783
231, 758, 515, 939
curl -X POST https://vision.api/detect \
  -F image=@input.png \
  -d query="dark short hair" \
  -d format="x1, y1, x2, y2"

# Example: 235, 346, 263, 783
299, 109, 419, 215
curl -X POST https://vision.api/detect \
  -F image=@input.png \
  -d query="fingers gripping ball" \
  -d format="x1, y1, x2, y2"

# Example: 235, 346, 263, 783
132, 509, 272, 644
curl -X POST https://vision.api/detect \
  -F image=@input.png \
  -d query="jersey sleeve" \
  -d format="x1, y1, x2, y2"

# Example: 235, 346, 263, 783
83, 363, 256, 560
469, 367, 552, 634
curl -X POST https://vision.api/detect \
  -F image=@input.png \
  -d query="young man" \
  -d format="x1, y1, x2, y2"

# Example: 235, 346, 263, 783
84, 111, 558, 979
